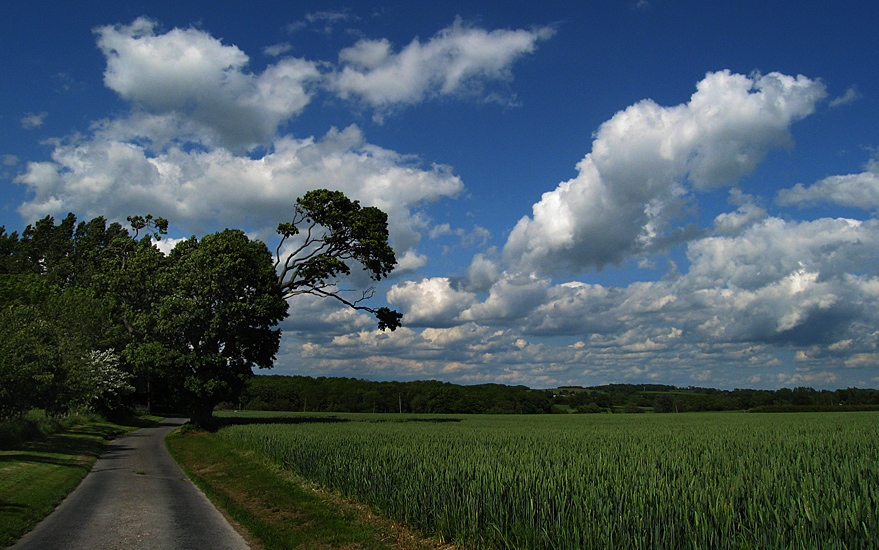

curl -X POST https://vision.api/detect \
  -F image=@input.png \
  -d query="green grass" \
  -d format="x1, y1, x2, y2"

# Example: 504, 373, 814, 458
0, 415, 163, 547
216, 411, 879, 550
166, 428, 449, 550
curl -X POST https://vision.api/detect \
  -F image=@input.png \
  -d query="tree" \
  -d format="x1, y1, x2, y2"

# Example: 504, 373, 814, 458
0, 226, 20, 274
653, 393, 675, 413
275, 189, 402, 331
1, 192, 402, 422
147, 229, 288, 424
0, 274, 116, 417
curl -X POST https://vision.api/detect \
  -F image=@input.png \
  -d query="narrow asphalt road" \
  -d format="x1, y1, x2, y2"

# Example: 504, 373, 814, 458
10, 417, 250, 550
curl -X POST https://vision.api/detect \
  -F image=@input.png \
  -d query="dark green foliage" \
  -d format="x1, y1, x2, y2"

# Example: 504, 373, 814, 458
575, 402, 603, 414
243, 376, 879, 415
0, 226, 20, 274
0, 275, 117, 417
551, 383, 879, 412
242, 375, 554, 414
652, 393, 675, 413
0, 191, 403, 424
146, 230, 288, 423
13, 213, 78, 286
0, 212, 289, 424
748, 404, 879, 412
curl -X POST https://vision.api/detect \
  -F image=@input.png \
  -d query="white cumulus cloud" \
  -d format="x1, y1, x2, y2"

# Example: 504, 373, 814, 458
95, 17, 320, 150
329, 18, 555, 114
503, 71, 827, 276
387, 277, 477, 327
15, 123, 463, 257
777, 157, 879, 210
21, 112, 48, 129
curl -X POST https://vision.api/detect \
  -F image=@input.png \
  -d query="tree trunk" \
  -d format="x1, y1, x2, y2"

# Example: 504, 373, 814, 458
190, 401, 216, 428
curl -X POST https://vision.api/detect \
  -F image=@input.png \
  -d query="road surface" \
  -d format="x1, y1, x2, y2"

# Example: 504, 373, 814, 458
11, 417, 249, 550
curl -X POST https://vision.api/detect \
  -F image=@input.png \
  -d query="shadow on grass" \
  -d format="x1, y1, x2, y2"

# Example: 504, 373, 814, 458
205, 415, 464, 431
220, 415, 351, 426
0, 430, 110, 469
369, 417, 463, 423
106, 414, 165, 429
0, 501, 29, 512
0, 452, 91, 469
219, 415, 464, 426
13, 432, 109, 459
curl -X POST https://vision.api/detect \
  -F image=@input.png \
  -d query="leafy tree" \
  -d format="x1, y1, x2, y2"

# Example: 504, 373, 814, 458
576, 402, 603, 414
1, 192, 403, 422
102, 219, 169, 339
0, 227, 20, 274
146, 229, 288, 424
0, 303, 63, 418
275, 189, 402, 331
0, 274, 116, 417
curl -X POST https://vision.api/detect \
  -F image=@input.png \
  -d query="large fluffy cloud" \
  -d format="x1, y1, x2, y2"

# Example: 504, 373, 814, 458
15, 17, 561, 262
508, 215, 879, 349
15, 17, 485, 257
504, 71, 827, 275
15, 123, 463, 251
95, 17, 320, 150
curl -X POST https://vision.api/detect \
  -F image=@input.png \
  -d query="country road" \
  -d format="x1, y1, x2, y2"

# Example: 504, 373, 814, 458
10, 417, 250, 550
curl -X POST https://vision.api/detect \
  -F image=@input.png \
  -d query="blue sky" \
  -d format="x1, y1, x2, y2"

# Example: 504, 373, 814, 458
3, 0, 879, 390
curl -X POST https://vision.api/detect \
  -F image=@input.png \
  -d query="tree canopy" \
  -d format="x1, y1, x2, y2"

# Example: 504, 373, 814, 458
147, 229, 288, 423
0, 189, 402, 423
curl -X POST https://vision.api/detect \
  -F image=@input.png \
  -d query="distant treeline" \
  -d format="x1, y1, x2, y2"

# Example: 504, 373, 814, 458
555, 384, 879, 413
240, 376, 553, 414
234, 376, 879, 414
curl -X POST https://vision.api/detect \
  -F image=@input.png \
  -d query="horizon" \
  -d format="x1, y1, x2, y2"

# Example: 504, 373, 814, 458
248, 371, 877, 393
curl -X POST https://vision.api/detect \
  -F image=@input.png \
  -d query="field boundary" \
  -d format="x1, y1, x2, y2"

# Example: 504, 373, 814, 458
166, 427, 462, 550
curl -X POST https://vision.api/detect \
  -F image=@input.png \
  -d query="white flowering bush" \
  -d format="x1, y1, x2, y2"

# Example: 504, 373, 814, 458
86, 350, 135, 412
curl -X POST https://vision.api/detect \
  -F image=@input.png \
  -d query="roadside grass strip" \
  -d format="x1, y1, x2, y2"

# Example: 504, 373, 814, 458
0, 418, 161, 547
166, 428, 457, 550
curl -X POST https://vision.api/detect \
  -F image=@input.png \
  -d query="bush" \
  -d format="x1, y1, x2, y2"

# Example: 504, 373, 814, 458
575, 402, 603, 413
0, 408, 102, 448
0, 409, 57, 447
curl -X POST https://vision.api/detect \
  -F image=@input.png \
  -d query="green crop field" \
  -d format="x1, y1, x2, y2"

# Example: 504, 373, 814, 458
216, 412, 879, 550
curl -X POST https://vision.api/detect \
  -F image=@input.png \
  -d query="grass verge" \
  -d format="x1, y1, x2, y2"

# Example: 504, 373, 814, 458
166, 428, 458, 550
0, 414, 163, 547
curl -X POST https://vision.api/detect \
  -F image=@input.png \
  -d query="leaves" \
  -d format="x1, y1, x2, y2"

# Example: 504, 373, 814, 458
0, 192, 402, 421
148, 229, 289, 419
0, 276, 114, 417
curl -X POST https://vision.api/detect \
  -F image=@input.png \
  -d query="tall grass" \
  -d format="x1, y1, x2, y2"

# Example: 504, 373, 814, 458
217, 413, 879, 550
